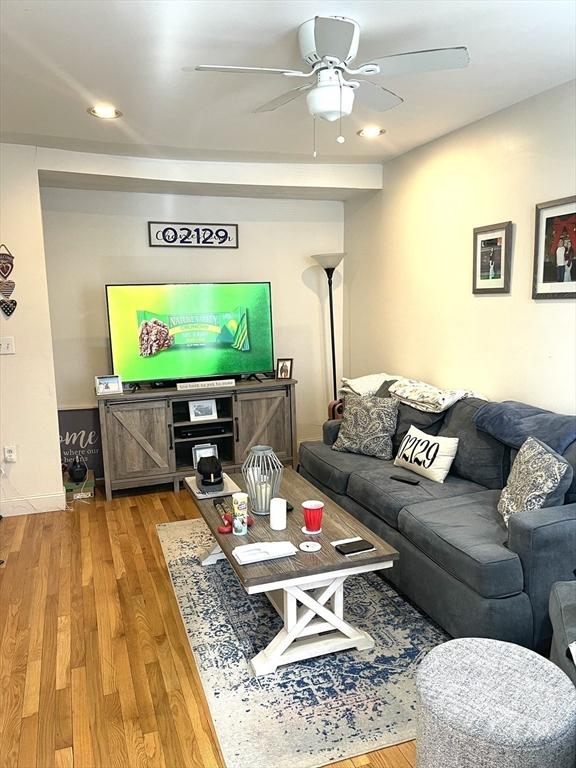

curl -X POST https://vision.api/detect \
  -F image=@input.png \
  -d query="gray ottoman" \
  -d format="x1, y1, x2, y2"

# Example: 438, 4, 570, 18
416, 638, 576, 768
550, 581, 576, 686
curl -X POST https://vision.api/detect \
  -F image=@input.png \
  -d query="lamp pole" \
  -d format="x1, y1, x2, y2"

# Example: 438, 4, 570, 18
324, 267, 338, 402
312, 253, 344, 403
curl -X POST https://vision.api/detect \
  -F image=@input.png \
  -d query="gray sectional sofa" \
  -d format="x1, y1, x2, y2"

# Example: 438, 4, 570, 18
298, 394, 576, 652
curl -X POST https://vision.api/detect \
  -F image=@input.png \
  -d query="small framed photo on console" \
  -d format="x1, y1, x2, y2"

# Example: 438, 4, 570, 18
95, 374, 123, 395
188, 398, 218, 421
276, 358, 293, 379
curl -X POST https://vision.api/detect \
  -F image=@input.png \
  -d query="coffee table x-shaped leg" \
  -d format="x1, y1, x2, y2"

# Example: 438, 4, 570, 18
250, 573, 374, 677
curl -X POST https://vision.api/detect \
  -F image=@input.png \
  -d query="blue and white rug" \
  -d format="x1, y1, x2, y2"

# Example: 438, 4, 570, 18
157, 518, 448, 768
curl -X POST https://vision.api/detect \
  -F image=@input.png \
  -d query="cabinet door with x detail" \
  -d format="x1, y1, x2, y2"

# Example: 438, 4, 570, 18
105, 400, 174, 481
233, 390, 292, 463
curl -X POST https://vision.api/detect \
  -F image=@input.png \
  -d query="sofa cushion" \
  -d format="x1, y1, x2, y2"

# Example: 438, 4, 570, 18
398, 491, 524, 598
376, 379, 446, 453
347, 464, 486, 530
438, 398, 508, 489
299, 441, 385, 496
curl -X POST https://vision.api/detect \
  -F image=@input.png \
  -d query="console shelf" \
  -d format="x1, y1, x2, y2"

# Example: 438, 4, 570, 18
97, 379, 297, 500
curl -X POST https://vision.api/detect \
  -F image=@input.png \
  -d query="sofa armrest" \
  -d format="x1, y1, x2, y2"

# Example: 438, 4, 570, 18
323, 420, 342, 446
508, 503, 576, 650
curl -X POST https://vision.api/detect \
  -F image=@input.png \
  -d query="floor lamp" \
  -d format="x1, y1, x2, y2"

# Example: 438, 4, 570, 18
312, 253, 345, 402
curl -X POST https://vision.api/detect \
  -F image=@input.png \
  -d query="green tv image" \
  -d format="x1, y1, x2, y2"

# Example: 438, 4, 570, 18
106, 283, 274, 383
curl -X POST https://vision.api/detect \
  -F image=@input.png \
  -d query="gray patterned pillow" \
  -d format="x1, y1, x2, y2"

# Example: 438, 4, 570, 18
332, 394, 398, 460
498, 436, 573, 526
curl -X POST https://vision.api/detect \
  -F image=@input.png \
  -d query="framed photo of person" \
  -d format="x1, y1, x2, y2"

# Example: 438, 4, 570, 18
473, 221, 513, 294
532, 196, 576, 300
276, 358, 293, 379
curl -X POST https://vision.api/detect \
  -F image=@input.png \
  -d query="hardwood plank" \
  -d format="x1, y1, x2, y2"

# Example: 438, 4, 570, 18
103, 690, 130, 768
22, 657, 42, 718
0, 626, 29, 768
55, 746, 74, 768
143, 731, 167, 768
145, 660, 186, 768
71, 666, 94, 768
54, 686, 73, 751
397, 740, 416, 766
17, 713, 38, 768
56, 615, 71, 691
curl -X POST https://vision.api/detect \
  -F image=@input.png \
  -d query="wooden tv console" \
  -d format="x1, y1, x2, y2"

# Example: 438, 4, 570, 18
97, 379, 297, 501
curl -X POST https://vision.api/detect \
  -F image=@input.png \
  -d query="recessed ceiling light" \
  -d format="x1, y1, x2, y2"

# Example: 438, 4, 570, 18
357, 126, 386, 139
88, 103, 122, 120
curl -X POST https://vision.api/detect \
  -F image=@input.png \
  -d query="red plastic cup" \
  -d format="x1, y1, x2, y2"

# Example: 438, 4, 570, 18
302, 500, 324, 533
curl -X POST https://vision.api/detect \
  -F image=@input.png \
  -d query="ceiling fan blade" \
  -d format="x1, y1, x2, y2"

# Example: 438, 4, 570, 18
367, 47, 470, 78
187, 65, 309, 77
356, 80, 404, 112
314, 16, 356, 62
253, 84, 314, 113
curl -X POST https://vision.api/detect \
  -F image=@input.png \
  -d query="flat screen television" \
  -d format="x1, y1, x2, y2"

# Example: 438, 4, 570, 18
106, 282, 274, 384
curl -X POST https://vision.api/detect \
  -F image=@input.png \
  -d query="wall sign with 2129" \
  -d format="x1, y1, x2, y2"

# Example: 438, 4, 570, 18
148, 222, 238, 249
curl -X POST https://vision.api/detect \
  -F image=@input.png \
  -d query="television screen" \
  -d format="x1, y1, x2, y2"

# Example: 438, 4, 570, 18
106, 282, 274, 383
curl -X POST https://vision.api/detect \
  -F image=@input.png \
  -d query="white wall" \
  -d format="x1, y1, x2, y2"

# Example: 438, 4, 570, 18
0, 144, 65, 515
344, 82, 576, 414
41, 188, 344, 440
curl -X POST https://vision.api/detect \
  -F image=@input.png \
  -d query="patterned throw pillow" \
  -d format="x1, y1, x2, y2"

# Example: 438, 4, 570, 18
332, 394, 398, 460
498, 436, 573, 526
394, 425, 459, 483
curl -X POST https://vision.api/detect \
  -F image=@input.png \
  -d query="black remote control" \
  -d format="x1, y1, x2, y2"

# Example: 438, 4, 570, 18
390, 474, 420, 485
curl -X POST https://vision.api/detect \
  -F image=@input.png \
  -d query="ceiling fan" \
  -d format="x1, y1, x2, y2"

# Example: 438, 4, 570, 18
186, 16, 470, 123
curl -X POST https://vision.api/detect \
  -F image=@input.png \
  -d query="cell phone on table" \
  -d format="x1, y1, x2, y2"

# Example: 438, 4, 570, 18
335, 539, 375, 556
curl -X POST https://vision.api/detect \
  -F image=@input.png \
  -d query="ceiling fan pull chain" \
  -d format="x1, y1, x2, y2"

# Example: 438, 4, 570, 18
313, 116, 317, 159
337, 76, 345, 144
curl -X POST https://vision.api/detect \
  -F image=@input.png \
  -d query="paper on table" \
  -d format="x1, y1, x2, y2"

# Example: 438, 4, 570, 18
232, 541, 297, 565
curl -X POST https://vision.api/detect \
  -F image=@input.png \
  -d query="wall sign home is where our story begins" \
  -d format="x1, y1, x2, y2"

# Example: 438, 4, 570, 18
148, 222, 239, 249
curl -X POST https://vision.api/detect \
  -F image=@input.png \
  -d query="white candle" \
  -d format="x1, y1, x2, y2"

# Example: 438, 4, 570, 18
270, 497, 287, 531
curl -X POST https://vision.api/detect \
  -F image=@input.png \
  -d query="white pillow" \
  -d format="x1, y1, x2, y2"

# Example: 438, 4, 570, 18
339, 372, 403, 397
394, 425, 458, 483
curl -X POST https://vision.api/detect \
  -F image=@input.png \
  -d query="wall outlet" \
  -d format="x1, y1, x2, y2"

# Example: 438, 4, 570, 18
4, 445, 17, 463
0, 337, 15, 355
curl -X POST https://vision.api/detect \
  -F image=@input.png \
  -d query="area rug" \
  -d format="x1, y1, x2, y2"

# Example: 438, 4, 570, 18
157, 518, 448, 768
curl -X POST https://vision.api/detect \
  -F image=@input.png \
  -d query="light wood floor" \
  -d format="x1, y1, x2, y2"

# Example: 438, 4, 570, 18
0, 488, 416, 768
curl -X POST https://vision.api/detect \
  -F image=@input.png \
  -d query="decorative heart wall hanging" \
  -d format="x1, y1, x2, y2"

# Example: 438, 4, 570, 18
0, 299, 17, 317
0, 280, 15, 299
0, 245, 14, 279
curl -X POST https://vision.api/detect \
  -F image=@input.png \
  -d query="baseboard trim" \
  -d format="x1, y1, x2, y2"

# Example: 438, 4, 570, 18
0, 491, 67, 517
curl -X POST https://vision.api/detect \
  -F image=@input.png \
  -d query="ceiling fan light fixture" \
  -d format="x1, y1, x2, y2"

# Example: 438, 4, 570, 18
357, 125, 386, 139
88, 103, 122, 120
306, 83, 354, 122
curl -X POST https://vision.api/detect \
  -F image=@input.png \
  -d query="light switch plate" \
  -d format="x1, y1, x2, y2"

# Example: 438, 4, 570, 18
0, 337, 15, 355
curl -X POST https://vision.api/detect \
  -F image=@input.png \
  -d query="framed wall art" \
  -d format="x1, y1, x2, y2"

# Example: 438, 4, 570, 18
473, 221, 513, 294
532, 196, 576, 300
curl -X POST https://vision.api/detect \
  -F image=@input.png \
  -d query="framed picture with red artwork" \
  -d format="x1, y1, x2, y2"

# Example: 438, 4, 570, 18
532, 196, 576, 300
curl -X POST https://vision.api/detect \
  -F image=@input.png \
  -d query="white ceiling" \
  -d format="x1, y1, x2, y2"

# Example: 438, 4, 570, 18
1, 0, 575, 164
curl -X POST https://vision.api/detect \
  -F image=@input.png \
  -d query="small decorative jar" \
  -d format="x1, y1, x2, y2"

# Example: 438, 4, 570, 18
241, 445, 284, 515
